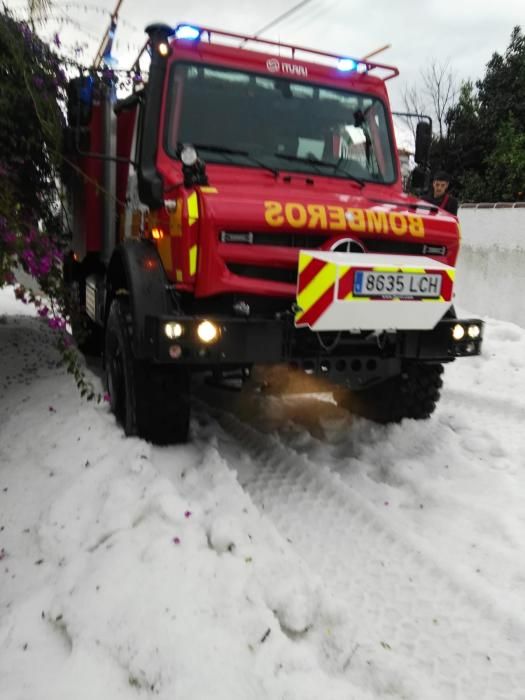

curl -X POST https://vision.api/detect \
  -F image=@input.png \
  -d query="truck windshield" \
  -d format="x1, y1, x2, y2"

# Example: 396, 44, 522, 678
166, 62, 396, 184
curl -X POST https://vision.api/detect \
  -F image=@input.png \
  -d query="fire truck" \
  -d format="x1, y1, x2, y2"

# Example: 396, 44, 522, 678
63, 22, 483, 444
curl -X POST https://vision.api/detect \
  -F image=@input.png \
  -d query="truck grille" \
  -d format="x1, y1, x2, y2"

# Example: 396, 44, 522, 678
220, 230, 430, 256
362, 239, 427, 255
220, 230, 329, 248
226, 263, 297, 284
221, 232, 439, 286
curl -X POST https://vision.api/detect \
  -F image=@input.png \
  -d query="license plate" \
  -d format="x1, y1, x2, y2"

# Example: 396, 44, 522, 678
353, 270, 442, 298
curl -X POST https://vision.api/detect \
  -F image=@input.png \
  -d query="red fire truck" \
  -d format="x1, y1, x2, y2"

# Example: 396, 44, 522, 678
63, 22, 483, 444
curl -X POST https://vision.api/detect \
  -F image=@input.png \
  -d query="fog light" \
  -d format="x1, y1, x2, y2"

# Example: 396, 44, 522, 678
468, 324, 481, 339
452, 323, 465, 341
464, 342, 475, 354
165, 322, 183, 339
197, 320, 219, 343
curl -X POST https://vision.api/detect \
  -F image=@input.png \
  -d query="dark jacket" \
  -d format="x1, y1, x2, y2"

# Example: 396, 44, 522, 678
424, 192, 459, 216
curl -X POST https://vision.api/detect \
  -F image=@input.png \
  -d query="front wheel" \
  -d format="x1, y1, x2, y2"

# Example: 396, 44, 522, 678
334, 362, 444, 423
105, 298, 190, 444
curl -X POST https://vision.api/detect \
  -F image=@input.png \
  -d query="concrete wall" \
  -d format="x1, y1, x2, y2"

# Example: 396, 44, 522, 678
455, 207, 525, 327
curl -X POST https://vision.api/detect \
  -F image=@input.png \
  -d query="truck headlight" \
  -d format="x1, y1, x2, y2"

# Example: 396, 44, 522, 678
197, 320, 219, 343
452, 323, 465, 341
468, 324, 481, 339
164, 322, 183, 339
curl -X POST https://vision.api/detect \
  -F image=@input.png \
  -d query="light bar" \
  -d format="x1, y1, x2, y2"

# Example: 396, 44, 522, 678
174, 24, 202, 41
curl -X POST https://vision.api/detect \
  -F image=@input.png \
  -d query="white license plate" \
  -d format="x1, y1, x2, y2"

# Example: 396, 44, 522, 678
353, 270, 442, 298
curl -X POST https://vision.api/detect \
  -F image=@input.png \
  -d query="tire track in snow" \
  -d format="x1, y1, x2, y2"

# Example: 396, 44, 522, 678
194, 398, 525, 700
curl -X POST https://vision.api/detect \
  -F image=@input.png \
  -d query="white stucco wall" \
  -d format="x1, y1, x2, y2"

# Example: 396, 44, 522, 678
455, 208, 525, 326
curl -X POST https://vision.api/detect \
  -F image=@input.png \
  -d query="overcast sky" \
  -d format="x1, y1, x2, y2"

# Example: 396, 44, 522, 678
7, 0, 524, 112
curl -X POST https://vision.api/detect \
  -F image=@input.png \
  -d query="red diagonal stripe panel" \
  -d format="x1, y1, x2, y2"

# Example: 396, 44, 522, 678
440, 272, 454, 301
337, 267, 355, 299
296, 282, 335, 328
297, 257, 327, 295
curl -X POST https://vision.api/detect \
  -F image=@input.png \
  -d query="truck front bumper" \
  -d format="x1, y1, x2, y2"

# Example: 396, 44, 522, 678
143, 314, 483, 387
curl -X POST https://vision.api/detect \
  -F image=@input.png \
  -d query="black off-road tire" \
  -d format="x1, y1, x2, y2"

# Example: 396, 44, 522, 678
105, 297, 190, 444
334, 362, 444, 423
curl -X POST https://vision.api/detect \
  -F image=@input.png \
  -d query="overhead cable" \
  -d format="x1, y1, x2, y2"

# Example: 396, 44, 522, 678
252, 0, 316, 38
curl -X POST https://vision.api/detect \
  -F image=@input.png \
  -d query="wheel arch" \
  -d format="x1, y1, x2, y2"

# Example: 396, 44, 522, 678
106, 239, 170, 357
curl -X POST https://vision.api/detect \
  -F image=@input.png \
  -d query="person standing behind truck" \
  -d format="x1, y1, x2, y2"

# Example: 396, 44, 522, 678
424, 171, 459, 215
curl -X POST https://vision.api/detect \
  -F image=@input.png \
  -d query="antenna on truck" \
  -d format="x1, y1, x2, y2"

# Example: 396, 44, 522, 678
93, 0, 125, 68
362, 44, 391, 60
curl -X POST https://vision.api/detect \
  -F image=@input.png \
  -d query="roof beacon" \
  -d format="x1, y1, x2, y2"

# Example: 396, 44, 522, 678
337, 58, 357, 72
175, 24, 201, 41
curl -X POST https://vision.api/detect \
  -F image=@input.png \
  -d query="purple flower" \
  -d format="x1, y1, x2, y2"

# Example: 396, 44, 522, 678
38, 306, 50, 318
53, 33, 61, 48
48, 317, 66, 331
103, 392, 110, 402
39, 255, 52, 276
32, 76, 44, 90
184, 511, 192, 519
172, 537, 181, 545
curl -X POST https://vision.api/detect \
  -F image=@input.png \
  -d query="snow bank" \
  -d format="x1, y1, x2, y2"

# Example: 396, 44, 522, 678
456, 208, 525, 326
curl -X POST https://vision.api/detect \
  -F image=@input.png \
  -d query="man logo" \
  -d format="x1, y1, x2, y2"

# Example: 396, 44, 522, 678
266, 58, 280, 73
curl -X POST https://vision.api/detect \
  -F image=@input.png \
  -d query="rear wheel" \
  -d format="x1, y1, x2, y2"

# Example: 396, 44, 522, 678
334, 362, 444, 423
105, 297, 190, 444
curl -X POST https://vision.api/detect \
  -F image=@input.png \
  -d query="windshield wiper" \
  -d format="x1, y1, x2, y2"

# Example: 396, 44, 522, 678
332, 156, 365, 188
274, 152, 365, 187
188, 143, 279, 177
273, 152, 327, 174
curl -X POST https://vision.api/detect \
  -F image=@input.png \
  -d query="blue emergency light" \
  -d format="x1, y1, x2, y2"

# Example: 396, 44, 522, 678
337, 58, 357, 72
174, 24, 202, 41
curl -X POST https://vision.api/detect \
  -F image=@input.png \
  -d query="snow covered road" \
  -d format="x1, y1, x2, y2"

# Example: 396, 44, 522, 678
1, 287, 525, 699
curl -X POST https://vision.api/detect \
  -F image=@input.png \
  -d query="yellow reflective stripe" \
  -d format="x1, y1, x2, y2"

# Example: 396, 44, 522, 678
297, 262, 336, 312
187, 192, 199, 226
175, 269, 183, 282
189, 244, 198, 276
298, 252, 313, 274
295, 309, 305, 323
372, 266, 399, 273
447, 269, 456, 281
403, 267, 426, 274
199, 186, 218, 193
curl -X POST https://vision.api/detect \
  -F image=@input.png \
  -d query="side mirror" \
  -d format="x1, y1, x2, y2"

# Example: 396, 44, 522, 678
414, 121, 431, 165
407, 164, 430, 195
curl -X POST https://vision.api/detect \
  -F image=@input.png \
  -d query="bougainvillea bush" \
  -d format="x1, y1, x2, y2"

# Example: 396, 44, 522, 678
0, 8, 100, 400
